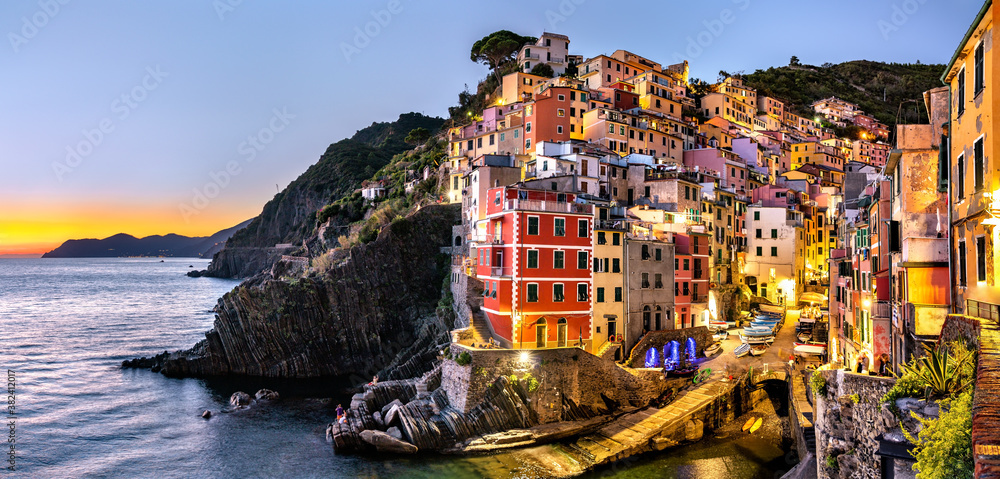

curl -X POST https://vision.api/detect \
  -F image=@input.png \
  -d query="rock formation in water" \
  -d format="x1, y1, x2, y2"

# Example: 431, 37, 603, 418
125, 204, 460, 382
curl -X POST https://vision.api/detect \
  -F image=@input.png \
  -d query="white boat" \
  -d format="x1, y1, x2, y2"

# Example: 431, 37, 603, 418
743, 327, 774, 336
793, 342, 827, 355
740, 333, 774, 345
712, 330, 729, 342
734, 343, 751, 358
750, 344, 768, 356
708, 320, 729, 330
704, 343, 722, 356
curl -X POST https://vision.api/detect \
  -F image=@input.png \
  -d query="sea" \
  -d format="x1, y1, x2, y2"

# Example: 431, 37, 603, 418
0, 258, 794, 478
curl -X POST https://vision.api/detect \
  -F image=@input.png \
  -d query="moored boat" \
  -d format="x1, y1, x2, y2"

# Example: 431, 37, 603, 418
734, 343, 751, 358
704, 342, 722, 356
793, 342, 827, 355
750, 344, 768, 356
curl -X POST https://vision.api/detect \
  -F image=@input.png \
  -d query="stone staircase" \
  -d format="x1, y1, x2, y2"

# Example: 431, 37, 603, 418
595, 340, 621, 360
469, 311, 493, 344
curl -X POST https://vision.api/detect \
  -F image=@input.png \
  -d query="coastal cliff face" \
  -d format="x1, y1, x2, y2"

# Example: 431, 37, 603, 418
145, 204, 459, 380
197, 113, 445, 278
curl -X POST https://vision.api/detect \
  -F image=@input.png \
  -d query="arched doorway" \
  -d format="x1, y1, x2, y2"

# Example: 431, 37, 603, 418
642, 305, 651, 332
654, 306, 662, 330
557, 318, 567, 347
535, 318, 547, 348
454, 235, 462, 246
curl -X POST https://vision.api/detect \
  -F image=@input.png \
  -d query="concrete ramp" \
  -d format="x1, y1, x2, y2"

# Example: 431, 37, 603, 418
509, 376, 735, 477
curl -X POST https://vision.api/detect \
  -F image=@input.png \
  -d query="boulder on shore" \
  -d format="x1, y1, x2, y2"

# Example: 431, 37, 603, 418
255, 389, 280, 401
230, 391, 251, 408
201, 410, 212, 419
359, 429, 418, 454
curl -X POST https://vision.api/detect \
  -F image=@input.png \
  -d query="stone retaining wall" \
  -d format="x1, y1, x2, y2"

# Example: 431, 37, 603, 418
813, 369, 898, 479
442, 344, 669, 423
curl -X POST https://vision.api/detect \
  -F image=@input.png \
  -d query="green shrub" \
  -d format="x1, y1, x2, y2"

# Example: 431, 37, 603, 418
810, 370, 828, 397
850, 394, 860, 404
902, 342, 976, 399
883, 372, 925, 404
455, 352, 472, 366
904, 391, 973, 479
824, 454, 839, 471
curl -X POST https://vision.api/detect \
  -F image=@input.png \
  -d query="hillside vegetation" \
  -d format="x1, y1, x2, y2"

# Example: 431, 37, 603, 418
224, 113, 445, 249
738, 60, 945, 128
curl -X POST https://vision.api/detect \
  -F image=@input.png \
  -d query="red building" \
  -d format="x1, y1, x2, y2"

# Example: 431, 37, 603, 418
477, 186, 594, 349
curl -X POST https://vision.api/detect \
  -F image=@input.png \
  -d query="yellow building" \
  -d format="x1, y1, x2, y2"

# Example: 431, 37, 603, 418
945, 0, 999, 319
592, 205, 628, 360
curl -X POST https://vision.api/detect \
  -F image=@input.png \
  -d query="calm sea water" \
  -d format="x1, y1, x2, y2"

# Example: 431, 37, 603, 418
0, 258, 792, 478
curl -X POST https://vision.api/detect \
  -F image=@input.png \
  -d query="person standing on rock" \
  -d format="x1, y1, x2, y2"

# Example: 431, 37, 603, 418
336, 404, 344, 419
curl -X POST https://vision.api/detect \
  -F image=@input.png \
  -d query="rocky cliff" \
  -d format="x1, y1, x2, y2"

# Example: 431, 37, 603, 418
127, 204, 460, 381
194, 113, 445, 278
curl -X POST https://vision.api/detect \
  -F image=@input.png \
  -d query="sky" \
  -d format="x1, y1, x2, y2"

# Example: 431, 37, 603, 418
0, 0, 986, 256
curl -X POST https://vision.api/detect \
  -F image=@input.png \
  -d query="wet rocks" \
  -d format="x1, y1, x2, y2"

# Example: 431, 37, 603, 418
230, 391, 251, 408
255, 389, 280, 401
359, 429, 418, 454
201, 410, 212, 419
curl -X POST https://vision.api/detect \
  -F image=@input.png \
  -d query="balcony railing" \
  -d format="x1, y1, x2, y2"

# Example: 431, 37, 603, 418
872, 300, 892, 319
491, 267, 512, 277
691, 294, 706, 303
523, 53, 540, 60
505, 199, 593, 215
597, 220, 628, 231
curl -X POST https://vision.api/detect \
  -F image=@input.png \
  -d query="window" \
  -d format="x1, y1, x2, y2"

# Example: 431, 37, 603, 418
642, 244, 650, 260
641, 273, 650, 288
754, 211, 760, 221
682, 282, 689, 295
771, 247, 778, 257
957, 153, 965, 199
608, 124, 614, 134
596, 287, 605, 303
554, 218, 566, 236
756, 246, 763, 256
957, 68, 966, 115
613, 233, 620, 245
578, 219, 588, 237
527, 250, 539, 268
975, 41, 985, 94
771, 229, 777, 239
553, 284, 564, 302
554, 250, 565, 269
755, 229, 762, 238
494, 191, 501, 205
655, 248, 662, 261
655, 273, 663, 289
514, 129, 519, 138
683, 259, 690, 270
614, 287, 622, 302
525, 122, 532, 133
612, 258, 621, 273
597, 231, 606, 245
974, 137, 985, 191
577, 283, 588, 302
578, 251, 587, 269
977, 236, 987, 282
527, 216, 539, 235
556, 125, 563, 134
558, 94, 565, 101
959, 241, 968, 286
527, 284, 539, 302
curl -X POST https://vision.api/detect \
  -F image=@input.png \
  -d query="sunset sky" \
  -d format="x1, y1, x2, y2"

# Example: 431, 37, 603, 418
0, 0, 983, 256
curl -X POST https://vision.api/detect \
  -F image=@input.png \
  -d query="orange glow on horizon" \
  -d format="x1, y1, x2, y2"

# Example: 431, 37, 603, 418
0, 199, 257, 256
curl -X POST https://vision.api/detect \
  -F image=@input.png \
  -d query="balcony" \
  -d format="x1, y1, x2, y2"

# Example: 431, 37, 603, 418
523, 53, 540, 60
505, 199, 593, 215
691, 294, 707, 303
491, 267, 512, 277
597, 219, 629, 231
872, 300, 891, 319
